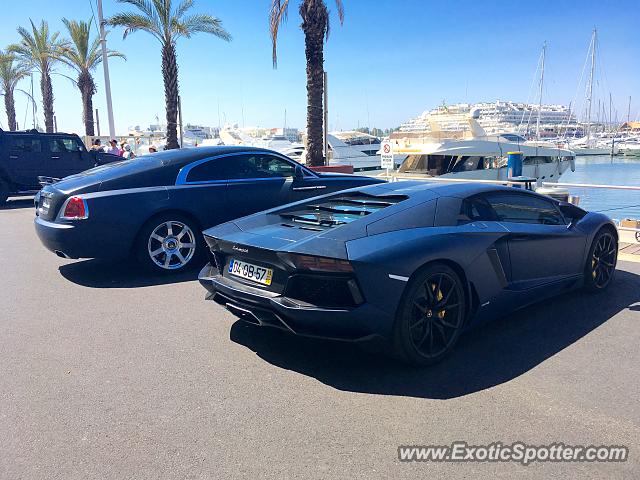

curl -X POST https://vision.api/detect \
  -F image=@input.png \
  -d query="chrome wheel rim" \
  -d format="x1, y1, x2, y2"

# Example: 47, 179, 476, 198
409, 273, 463, 359
591, 232, 617, 288
147, 221, 196, 270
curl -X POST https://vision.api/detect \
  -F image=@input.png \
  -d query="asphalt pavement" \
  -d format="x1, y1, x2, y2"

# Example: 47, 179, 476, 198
1, 197, 639, 479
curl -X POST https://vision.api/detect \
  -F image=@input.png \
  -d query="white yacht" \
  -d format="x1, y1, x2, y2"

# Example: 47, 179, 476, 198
330, 131, 381, 156
322, 132, 398, 172
290, 131, 397, 172
391, 113, 575, 182
565, 136, 618, 156
618, 137, 640, 156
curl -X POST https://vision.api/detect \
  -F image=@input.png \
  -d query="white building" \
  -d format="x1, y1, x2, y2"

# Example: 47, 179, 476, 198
399, 101, 579, 138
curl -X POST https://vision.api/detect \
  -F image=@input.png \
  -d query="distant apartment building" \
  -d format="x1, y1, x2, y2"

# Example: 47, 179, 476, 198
399, 101, 579, 138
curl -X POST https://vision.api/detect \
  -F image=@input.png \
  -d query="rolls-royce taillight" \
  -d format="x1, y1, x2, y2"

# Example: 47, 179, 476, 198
61, 196, 89, 220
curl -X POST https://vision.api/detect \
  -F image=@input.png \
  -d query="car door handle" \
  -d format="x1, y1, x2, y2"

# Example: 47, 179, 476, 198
51, 156, 60, 159
9, 155, 18, 159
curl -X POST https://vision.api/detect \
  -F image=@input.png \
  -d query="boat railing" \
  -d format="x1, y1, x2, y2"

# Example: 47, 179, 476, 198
541, 181, 640, 191
541, 182, 640, 238
384, 174, 521, 186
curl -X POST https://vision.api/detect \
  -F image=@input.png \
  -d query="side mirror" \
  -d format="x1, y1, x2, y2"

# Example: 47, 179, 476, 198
294, 165, 304, 180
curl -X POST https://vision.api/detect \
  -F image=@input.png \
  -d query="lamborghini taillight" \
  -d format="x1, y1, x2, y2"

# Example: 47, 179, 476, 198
285, 253, 354, 273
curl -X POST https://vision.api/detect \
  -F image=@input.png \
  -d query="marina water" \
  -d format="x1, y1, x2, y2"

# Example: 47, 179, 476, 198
559, 156, 640, 221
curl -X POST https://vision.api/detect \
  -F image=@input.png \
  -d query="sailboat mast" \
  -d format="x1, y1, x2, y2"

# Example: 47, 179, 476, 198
586, 28, 596, 143
536, 42, 546, 141
609, 93, 612, 133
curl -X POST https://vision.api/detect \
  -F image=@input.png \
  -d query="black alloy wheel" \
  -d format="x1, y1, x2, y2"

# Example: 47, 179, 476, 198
393, 263, 466, 366
584, 229, 617, 292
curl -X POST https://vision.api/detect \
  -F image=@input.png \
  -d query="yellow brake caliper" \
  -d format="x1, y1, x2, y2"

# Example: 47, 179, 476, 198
433, 283, 446, 318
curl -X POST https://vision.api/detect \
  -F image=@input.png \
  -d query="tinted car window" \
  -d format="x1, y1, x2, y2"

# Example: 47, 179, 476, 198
185, 154, 296, 183
50, 137, 83, 153
186, 158, 227, 183
227, 154, 295, 180
459, 196, 497, 224
484, 192, 565, 225
10, 137, 42, 153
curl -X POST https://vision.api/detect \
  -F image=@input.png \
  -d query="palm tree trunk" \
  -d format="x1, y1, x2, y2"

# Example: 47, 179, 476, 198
4, 88, 17, 131
41, 68, 55, 133
301, 0, 328, 167
162, 42, 180, 150
78, 70, 96, 136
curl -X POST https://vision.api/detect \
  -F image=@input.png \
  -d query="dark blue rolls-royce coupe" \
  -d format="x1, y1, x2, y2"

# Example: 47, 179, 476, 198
198, 181, 618, 365
34, 146, 384, 272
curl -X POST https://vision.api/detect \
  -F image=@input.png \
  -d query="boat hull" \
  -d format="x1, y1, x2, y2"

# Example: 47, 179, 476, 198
572, 146, 619, 156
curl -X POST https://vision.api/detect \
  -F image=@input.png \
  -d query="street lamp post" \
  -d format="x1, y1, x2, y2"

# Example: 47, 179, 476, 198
97, 0, 116, 138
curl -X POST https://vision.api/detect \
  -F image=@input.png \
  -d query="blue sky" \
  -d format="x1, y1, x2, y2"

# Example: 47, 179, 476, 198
1, 0, 638, 134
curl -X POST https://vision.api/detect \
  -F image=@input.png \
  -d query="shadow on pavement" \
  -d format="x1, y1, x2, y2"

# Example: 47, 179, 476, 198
59, 258, 201, 288
1, 198, 34, 210
230, 269, 640, 399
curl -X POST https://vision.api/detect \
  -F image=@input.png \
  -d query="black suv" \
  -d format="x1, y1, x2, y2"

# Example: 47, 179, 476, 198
0, 129, 119, 206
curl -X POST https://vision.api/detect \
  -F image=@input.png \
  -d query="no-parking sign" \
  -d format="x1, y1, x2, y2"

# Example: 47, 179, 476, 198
380, 140, 394, 169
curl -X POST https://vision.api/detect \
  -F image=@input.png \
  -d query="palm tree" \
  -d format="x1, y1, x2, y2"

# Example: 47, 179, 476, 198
60, 18, 125, 136
109, 0, 231, 149
270, 0, 344, 166
10, 20, 68, 133
0, 52, 31, 131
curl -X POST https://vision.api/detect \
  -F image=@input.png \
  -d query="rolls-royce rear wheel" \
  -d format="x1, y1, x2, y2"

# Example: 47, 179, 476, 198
135, 213, 204, 274
583, 228, 617, 292
392, 263, 466, 366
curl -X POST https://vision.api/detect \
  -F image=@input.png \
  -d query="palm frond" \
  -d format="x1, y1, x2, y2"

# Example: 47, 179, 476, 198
0, 52, 31, 91
7, 44, 32, 61
152, 0, 171, 28
326, 0, 344, 40
15, 26, 37, 56
111, 0, 230, 46
174, 14, 231, 41
110, 0, 164, 40
11, 19, 68, 73
119, 0, 158, 21
86, 37, 103, 70
334, 0, 344, 24
61, 17, 125, 72
109, 12, 163, 42
173, 0, 194, 20
269, 0, 290, 68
